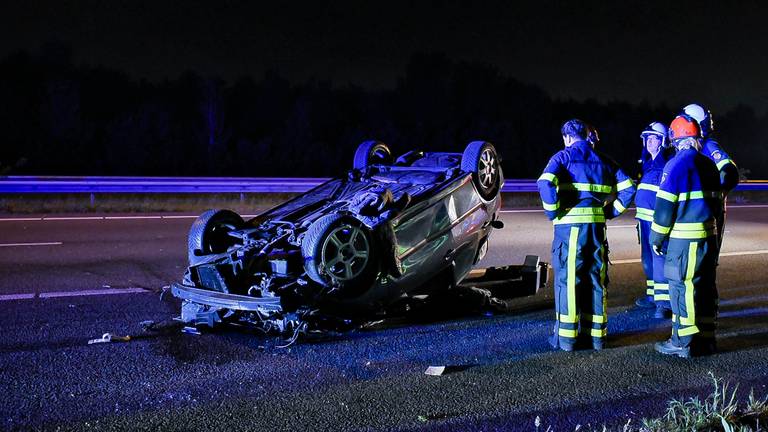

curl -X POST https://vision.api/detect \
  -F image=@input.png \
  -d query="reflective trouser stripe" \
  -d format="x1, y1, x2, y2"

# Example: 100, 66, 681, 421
646, 279, 654, 296
566, 227, 578, 324
677, 242, 700, 337
554, 224, 608, 342
654, 283, 670, 301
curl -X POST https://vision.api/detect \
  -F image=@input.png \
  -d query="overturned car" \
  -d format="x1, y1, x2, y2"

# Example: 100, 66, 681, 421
172, 140, 524, 334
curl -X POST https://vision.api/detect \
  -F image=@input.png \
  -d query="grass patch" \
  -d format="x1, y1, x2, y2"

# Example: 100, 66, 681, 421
534, 373, 768, 432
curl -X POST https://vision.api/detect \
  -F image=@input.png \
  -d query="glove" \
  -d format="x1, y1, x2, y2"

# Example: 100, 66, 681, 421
652, 244, 664, 256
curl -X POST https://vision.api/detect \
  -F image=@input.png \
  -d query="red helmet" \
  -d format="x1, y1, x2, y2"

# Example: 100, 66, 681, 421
668, 114, 701, 141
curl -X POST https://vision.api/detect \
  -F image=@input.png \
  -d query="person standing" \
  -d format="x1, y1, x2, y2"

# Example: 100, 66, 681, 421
634, 122, 675, 318
538, 119, 636, 351
682, 103, 739, 254
651, 115, 721, 358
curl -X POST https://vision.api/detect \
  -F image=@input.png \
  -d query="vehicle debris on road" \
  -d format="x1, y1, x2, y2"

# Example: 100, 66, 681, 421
87, 333, 131, 344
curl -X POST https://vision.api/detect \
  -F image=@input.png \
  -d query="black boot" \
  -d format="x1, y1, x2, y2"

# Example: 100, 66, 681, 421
654, 339, 690, 358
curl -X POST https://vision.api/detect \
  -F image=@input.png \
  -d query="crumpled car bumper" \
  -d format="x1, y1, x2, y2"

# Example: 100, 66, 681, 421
171, 283, 282, 312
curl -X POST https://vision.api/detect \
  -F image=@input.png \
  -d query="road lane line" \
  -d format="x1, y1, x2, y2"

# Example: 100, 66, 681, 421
0, 293, 36, 301
0, 217, 44, 221
105, 215, 163, 220
612, 258, 642, 264
720, 250, 768, 257
0, 287, 149, 302
500, 209, 541, 213
0, 242, 63, 247
44, 216, 105, 221
39, 287, 148, 298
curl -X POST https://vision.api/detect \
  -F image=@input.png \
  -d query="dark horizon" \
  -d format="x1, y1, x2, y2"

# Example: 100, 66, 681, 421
3, 1, 768, 113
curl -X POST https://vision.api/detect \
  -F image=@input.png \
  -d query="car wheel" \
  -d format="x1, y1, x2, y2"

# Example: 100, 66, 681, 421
188, 209, 244, 263
302, 214, 378, 296
353, 140, 392, 170
461, 141, 501, 201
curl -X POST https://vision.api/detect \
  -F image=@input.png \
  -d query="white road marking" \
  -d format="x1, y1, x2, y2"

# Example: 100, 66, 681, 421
720, 249, 768, 257
0, 287, 149, 302
0, 242, 62, 247
611, 249, 768, 265
158, 215, 198, 219
0, 293, 35, 301
44, 216, 104, 221
104, 215, 163, 220
612, 258, 642, 264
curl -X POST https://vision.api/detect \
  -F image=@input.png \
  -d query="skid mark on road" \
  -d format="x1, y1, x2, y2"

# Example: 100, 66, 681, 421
0, 242, 62, 247
0, 287, 149, 301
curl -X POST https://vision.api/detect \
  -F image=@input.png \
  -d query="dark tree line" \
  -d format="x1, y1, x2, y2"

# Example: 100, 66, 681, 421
1, 45, 765, 179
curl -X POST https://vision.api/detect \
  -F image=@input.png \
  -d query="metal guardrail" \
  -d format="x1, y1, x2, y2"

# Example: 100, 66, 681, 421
0, 176, 766, 194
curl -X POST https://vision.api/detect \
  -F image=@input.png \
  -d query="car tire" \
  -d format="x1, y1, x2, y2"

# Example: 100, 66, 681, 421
461, 141, 501, 201
353, 140, 392, 170
302, 214, 378, 297
188, 209, 244, 263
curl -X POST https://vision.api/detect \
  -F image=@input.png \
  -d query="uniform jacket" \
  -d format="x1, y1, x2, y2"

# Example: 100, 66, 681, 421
635, 147, 675, 222
650, 148, 722, 247
701, 137, 739, 193
538, 140, 636, 225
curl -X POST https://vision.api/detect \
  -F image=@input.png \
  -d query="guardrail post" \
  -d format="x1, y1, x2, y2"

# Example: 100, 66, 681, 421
240, 192, 244, 203
90, 193, 95, 208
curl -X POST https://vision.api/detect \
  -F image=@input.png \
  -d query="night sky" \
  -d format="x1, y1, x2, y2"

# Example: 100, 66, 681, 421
3, 0, 768, 113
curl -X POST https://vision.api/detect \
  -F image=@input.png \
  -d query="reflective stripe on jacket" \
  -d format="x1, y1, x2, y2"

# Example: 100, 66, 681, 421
635, 147, 675, 222
538, 140, 636, 224
650, 148, 723, 245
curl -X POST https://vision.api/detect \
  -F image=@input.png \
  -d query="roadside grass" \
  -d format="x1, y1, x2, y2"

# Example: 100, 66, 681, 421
535, 373, 768, 432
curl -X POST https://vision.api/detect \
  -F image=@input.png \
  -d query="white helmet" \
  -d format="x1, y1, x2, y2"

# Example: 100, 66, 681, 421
683, 103, 714, 137
640, 121, 668, 147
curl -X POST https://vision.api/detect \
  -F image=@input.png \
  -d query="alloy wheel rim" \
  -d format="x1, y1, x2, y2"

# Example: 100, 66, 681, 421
478, 148, 497, 188
321, 224, 370, 281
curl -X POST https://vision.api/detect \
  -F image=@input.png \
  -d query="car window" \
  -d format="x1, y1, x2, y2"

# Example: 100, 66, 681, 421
451, 180, 481, 217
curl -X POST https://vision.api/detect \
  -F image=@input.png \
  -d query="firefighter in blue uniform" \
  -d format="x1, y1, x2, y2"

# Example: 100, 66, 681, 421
538, 119, 636, 351
651, 115, 721, 358
634, 122, 675, 318
682, 103, 739, 254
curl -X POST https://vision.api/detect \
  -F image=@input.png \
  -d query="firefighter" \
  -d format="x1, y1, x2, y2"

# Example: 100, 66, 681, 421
682, 103, 739, 254
634, 122, 675, 318
538, 119, 636, 351
651, 115, 721, 358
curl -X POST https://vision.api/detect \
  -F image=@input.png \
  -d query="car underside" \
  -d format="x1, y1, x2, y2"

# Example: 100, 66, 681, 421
171, 140, 546, 339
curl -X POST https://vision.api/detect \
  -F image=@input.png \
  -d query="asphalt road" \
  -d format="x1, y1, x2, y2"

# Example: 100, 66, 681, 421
1, 206, 767, 431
